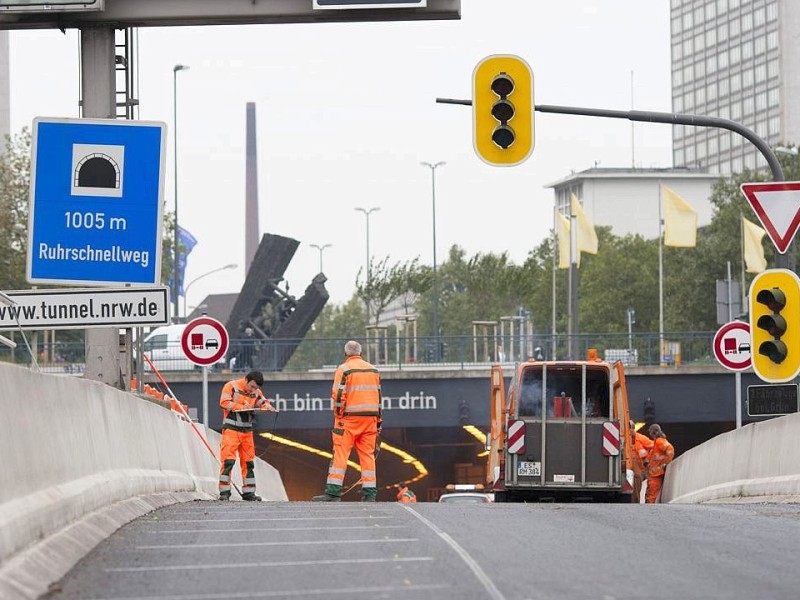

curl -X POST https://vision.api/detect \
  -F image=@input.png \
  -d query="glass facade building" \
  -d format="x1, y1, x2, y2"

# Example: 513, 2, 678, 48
670, 0, 800, 174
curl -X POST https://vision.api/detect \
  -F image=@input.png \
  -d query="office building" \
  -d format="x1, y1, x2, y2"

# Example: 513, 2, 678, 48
670, 0, 799, 174
547, 167, 717, 238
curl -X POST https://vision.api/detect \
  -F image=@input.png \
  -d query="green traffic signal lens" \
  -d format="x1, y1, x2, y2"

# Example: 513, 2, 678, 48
491, 99, 515, 122
756, 288, 786, 312
492, 125, 515, 149
490, 73, 514, 97
759, 340, 788, 364
757, 314, 787, 337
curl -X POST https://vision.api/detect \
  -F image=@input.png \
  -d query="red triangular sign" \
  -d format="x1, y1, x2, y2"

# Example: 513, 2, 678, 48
741, 181, 800, 254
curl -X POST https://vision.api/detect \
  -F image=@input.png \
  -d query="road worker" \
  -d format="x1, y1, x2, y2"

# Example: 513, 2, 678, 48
629, 420, 653, 503
396, 485, 416, 503
644, 423, 675, 504
218, 370, 276, 501
313, 340, 382, 502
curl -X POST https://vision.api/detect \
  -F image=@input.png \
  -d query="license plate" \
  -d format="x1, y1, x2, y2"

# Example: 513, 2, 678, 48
517, 461, 541, 476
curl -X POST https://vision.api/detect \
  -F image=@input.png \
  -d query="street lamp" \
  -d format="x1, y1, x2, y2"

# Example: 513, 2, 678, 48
354, 207, 380, 286
421, 161, 445, 358
172, 63, 190, 321
183, 263, 236, 318
310, 243, 332, 273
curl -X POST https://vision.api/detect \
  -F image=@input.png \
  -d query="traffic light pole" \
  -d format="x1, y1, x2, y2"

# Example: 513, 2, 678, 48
438, 98, 789, 269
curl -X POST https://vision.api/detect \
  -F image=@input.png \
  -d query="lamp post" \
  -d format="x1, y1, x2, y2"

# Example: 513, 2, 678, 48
421, 161, 445, 360
172, 63, 189, 321
310, 243, 332, 273
354, 207, 380, 286
183, 263, 236, 319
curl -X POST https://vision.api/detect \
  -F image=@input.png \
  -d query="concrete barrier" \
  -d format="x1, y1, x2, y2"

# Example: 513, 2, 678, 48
0, 362, 286, 600
662, 411, 800, 504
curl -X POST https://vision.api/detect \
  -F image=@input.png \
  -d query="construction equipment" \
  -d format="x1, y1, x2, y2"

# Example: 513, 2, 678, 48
486, 349, 634, 502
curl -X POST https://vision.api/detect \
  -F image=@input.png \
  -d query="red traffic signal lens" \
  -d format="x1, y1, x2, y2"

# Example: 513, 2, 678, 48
491, 73, 514, 97
492, 125, 515, 149
756, 288, 786, 312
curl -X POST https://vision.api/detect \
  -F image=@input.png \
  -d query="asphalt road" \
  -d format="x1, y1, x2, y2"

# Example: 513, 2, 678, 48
43, 500, 800, 600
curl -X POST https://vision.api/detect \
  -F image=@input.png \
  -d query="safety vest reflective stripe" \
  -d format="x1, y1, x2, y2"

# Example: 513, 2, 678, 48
219, 484, 231, 492
345, 403, 381, 413
329, 467, 346, 476
344, 384, 381, 392
219, 474, 231, 482
362, 480, 377, 489
244, 477, 256, 485
223, 417, 252, 429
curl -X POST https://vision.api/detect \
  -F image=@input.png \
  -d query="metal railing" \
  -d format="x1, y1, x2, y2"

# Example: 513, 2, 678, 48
0, 331, 718, 374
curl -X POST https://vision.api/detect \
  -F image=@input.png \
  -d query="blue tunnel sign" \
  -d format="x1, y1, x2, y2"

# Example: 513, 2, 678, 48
27, 117, 167, 286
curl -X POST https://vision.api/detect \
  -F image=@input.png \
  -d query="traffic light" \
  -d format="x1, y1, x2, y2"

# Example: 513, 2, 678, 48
749, 269, 800, 383
643, 398, 655, 430
472, 54, 533, 166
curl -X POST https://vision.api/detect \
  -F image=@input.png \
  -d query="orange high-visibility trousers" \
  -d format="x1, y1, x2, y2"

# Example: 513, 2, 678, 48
219, 429, 257, 496
645, 474, 664, 504
326, 415, 378, 496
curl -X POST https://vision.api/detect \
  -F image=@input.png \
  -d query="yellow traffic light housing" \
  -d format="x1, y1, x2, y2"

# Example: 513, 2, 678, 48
749, 269, 800, 383
473, 55, 533, 166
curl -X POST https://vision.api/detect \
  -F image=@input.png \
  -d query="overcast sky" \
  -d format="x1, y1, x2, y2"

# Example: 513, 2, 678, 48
8, 1, 673, 311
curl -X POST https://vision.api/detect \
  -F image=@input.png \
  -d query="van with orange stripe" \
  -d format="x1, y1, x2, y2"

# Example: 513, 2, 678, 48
486, 349, 634, 502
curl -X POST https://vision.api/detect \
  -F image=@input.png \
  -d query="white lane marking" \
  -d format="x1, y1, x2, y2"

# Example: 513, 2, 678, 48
401, 505, 506, 600
148, 525, 403, 534
137, 538, 418, 550
86, 583, 449, 600
105, 556, 434, 573
157, 515, 392, 523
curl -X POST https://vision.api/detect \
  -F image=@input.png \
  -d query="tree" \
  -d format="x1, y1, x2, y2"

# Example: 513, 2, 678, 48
355, 257, 428, 326
0, 129, 31, 290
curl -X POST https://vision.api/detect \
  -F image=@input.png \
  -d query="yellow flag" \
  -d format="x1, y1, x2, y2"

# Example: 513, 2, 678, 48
661, 184, 697, 247
556, 211, 576, 269
571, 193, 599, 254
742, 216, 767, 273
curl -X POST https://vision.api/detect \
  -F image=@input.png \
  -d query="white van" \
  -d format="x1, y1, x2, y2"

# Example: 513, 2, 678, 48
142, 325, 196, 372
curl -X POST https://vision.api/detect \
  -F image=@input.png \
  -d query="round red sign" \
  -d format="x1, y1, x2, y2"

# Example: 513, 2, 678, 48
712, 321, 751, 371
181, 316, 229, 367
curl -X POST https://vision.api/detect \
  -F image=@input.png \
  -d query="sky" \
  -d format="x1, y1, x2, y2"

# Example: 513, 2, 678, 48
7, 0, 673, 312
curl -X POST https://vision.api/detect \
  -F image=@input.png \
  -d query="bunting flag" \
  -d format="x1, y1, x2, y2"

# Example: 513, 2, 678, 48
556, 211, 576, 269
571, 193, 599, 254
742, 216, 767, 273
661, 184, 697, 247
168, 226, 198, 301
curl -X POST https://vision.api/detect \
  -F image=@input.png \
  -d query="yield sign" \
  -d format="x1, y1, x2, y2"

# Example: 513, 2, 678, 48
740, 181, 800, 254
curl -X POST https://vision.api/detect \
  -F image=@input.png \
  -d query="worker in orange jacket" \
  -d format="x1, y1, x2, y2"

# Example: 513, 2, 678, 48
396, 486, 416, 503
629, 420, 653, 503
218, 370, 276, 501
313, 340, 382, 502
645, 423, 675, 504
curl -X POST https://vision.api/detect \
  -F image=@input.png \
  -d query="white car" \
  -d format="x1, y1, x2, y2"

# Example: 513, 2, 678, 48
438, 484, 493, 504
142, 325, 196, 372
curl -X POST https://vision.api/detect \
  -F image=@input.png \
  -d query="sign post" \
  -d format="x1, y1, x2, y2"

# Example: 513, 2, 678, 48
713, 321, 752, 429
181, 317, 229, 425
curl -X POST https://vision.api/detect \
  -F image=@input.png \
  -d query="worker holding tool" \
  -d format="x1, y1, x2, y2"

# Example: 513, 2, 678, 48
313, 340, 382, 502
218, 370, 276, 501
